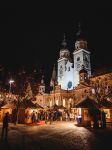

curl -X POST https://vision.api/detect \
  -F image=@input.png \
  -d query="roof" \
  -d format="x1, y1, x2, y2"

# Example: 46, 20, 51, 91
75, 83, 90, 90
1, 103, 16, 109
100, 99, 112, 108
50, 104, 66, 110
35, 103, 43, 109
79, 68, 87, 74
91, 66, 112, 77
74, 97, 98, 108
50, 104, 59, 110
19, 100, 43, 109
58, 105, 66, 109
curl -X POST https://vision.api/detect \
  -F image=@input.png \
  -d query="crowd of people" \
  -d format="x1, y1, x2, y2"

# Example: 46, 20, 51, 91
25, 109, 76, 124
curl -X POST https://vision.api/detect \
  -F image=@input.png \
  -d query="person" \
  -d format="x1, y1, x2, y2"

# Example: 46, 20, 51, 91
48, 111, 53, 124
31, 111, 36, 123
44, 111, 48, 124
76, 114, 82, 126
35, 112, 39, 122
101, 110, 106, 128
1, 112, 9, 139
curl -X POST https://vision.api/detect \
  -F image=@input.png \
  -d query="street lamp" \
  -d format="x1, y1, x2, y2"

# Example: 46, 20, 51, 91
9, 79, 14, 93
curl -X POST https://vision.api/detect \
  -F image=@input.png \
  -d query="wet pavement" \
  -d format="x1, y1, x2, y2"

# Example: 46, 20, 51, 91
0, 121, 112, 150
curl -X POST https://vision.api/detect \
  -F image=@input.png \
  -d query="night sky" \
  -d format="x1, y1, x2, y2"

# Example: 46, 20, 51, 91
0, 6, 112, 82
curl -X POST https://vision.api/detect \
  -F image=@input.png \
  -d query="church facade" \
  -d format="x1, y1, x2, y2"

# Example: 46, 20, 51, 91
57, 34, 91, 90
35, 35, 112, 111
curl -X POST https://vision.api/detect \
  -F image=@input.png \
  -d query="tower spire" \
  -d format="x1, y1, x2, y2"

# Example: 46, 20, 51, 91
41, 75, 45, 85
76, 22, 82, 37
61, 33, 67, 48
50, 64, 57, 87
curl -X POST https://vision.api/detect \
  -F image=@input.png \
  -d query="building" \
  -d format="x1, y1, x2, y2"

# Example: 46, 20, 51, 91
34, 32, 112, 126
57, 34, 91, 90
34, 33, 112, 111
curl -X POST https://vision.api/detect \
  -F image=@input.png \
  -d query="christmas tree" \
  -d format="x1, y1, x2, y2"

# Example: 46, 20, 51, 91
25, 82, 33, 100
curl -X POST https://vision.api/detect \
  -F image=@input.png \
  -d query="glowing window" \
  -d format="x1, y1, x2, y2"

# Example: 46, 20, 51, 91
63, 99, 65, 107
56, 99, 59, 105
50, 100, 52, 107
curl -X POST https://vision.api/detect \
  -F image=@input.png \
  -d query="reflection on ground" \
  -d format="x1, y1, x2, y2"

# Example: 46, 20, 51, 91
0, 121, 112, 150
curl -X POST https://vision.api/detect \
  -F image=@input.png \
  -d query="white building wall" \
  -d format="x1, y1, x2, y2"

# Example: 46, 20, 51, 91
57, 58, 74, 90
64, 61, 74, 90
73, 49, 91, 87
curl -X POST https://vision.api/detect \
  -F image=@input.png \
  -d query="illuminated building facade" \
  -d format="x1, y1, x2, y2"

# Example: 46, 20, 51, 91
35, 36, 112, 111
57, 35, 91, 90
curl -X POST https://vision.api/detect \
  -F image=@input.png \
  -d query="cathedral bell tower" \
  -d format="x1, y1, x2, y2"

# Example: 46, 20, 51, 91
38, 76, 45, 94
57, 34, 74, 90
79, 65, 89, 84
73, 23, 91, 87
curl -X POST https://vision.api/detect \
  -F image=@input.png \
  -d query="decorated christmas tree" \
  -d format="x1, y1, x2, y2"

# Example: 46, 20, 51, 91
25, 82, 33, 100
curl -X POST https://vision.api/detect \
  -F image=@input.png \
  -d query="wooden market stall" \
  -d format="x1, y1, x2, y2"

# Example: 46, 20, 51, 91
18, 100, 43, 124
0, 102, 16, 122
100, 99, 112, 127
74, 97, 98, 127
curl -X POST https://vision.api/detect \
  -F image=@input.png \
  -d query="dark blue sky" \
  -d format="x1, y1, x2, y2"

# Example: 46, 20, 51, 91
0, 6, 112, 80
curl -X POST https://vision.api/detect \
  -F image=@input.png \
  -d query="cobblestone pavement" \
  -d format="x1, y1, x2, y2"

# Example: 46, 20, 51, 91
0, 121, 112, 150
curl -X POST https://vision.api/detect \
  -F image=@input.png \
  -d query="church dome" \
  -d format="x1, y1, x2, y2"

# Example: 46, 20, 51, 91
75, 22, 87, 51
75, 39, 87, 51
59, 34, 70, 58
60, 49, 70, 58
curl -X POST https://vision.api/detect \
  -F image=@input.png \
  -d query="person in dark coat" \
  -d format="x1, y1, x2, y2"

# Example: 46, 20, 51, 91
1, 112, 9, 139
101, 110, 106, 128
31, 111, 36, 123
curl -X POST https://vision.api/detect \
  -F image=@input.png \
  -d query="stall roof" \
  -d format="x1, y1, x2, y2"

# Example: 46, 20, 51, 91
100, 99, 112, 108
74, 97, 98, 108
50, 104, 66, 110
1, 103, 16, 109
19, 100, 43, 109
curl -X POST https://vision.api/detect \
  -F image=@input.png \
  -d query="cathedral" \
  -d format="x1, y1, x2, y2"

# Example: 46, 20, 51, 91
57, 34, 91, 90
0, 26, 112, 125
35, 29, 112, 112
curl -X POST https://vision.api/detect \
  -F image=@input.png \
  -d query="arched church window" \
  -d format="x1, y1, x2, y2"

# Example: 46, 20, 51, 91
56, 100, 59, 105
77, 57, 80, 61
63, 99, 65, 107
68, 67, 70, 71
65, 61, 67, 65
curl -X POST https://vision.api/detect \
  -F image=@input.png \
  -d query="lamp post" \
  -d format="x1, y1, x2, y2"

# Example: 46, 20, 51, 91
9, 79, 14, 93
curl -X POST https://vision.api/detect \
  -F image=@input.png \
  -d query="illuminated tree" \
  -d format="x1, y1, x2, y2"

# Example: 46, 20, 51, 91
24, 82, 33, 100
90, 75, 112, 112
